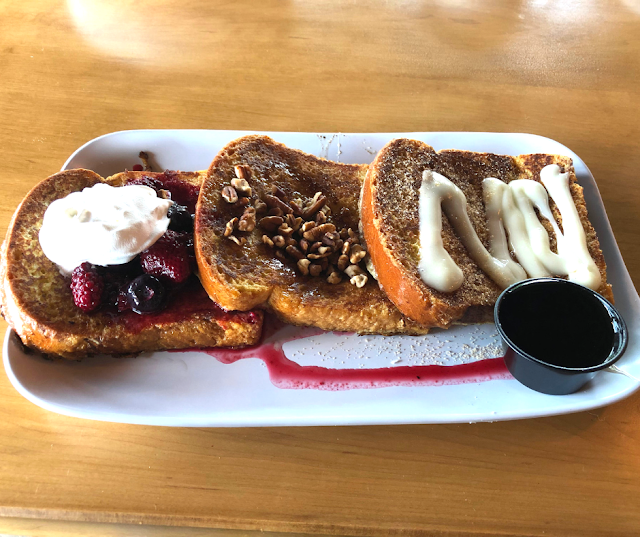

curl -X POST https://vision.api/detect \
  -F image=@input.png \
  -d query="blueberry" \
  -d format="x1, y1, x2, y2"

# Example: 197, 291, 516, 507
167, 203, 193, 232
126, 274, 166, 314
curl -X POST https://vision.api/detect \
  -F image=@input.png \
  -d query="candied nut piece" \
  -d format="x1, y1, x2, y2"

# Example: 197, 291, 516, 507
262, 234, 275, 247
270, 184, 287, 199
228, 235, 245, 246
238, 207, 256, 232
309, 263, 323, 277
265, 195, 294, 215
315, 211, 327, 224
231, 178, 252, 196
300, 221, 316, 233
344, 264, 364, 278
221, 186, 238, 204
297, 258, 311, 276
299, 238, 310, 252
234, 164, 250, 180
327, 271, 342, 284
274, 249, 286, 261
259, 215, 284, 232
286, 245, 305, 260
302, 194, 327, 219
268, 207, 284, 217
337, 254, 349, 271
272, 235, 286, 248
302, 223, 336, 242
350, 274, 368, 288
254, 199, 268, 213
224, 217, 238, 237
349, 244, 366, 264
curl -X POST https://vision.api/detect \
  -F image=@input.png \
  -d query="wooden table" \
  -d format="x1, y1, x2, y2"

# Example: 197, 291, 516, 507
2, 1, 640, 535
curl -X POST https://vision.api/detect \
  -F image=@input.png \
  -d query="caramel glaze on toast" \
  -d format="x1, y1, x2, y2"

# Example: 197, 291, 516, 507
0, 169, 262, 360
361, 138, 613, 329
195, 135, 428, 335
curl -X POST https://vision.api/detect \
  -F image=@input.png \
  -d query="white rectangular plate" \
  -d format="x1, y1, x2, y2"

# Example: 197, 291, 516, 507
4, 130, 640, 426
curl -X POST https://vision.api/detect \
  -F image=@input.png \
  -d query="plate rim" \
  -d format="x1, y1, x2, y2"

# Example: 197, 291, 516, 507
3, 129, 639, 426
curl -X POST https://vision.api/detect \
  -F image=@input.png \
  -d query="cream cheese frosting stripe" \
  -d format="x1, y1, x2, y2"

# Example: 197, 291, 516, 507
418, 164, 601, 293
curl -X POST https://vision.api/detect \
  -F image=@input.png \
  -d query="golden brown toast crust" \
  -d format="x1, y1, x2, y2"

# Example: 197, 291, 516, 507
0, 169, 262, 360
195, 135, 428, 335
361, 139, 613, 328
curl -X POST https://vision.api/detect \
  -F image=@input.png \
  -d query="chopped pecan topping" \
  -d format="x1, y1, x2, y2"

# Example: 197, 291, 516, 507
302, 194, 327, 219
309, 263, 323, 277
327, 271, 342, 284
300, 221, 316, 233
262, 234, 274, 247
272, 235, 286, 248
307, 251, 331, 260
254, 199, 268, 213
234, 165, 250, 180
228, 235, 245, 246
224, 217, 238, 237
344, 265, 364, 278
238, 207, 256, 232
299, 238, 310, 252
231, 178, 252, 196
350, 274, 368, 288
222, 186, 238, 204
286, 245, 305, 260
349, 244, 366, 264
265, 195, 293, 215
270, 185, 287, 199
302, 223, 336, 242
259, 216, 284, 232
297, 258, 311, 275
268, 207, 284, 217
337, 254, 349, 271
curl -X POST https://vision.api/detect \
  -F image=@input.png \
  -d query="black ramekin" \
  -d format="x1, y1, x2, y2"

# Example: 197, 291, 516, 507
494, 278, 628, 395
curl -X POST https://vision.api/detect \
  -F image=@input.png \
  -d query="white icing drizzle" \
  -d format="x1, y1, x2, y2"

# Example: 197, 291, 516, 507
418, 164, 601, 293
540, 164, 601, 290
418, 170, 524, 293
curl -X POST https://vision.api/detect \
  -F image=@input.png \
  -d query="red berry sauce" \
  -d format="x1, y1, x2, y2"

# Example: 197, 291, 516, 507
190, 318, 511, 391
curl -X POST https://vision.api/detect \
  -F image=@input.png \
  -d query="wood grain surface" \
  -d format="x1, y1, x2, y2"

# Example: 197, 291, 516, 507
1, 0, 640, 536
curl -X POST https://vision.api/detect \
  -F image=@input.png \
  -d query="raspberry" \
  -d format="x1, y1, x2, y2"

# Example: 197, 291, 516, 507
140, 230, 191, 284
132, 164, 143, 171
70, 263, 104, 312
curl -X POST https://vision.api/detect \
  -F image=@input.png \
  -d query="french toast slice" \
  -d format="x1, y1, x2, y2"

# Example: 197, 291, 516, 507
195, 135, 428, 335
361, 138, 613, 328
0, 168, 262, 360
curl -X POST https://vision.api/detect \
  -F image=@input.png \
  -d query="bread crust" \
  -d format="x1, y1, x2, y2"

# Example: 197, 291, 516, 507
362, 139, 613, 328
195, 135, 429, 335
0, 169, 262, 359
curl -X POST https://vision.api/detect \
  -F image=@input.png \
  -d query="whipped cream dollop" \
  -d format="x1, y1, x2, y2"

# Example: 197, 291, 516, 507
39, 183, 173, 275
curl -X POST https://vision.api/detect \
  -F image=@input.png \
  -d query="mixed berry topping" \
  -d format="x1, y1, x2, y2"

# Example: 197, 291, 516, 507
70, 263, 104, 312
140, 229, 192, 284
166, 203, 193, 232
126, 175, 163, 191
67, 170, 198, 315
125, 274, 166, 314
